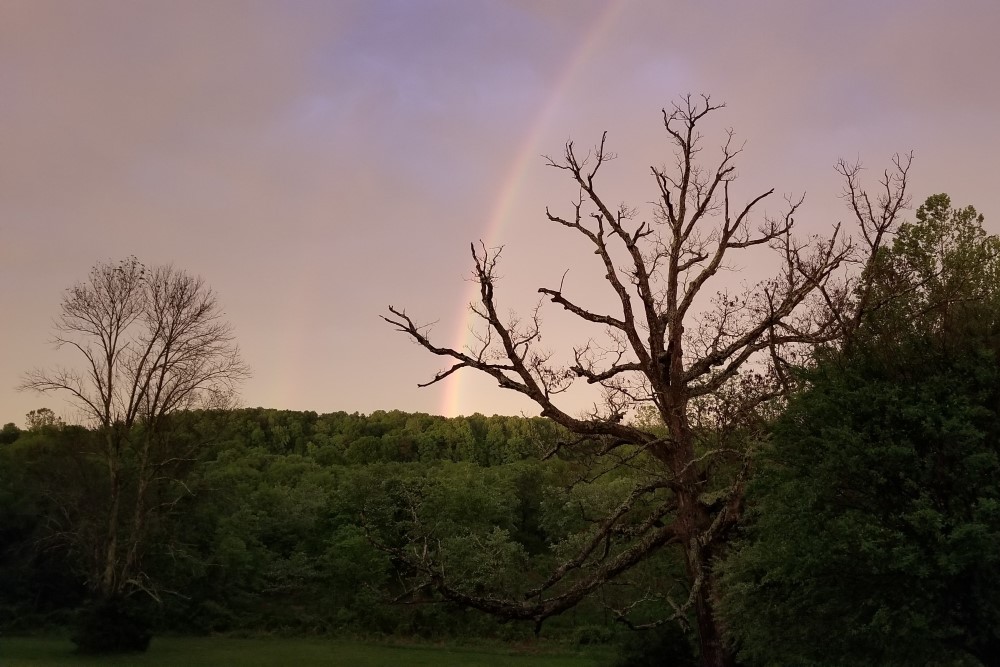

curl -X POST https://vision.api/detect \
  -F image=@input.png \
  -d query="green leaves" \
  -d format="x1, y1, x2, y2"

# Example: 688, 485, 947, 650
720, 195, 1000, 665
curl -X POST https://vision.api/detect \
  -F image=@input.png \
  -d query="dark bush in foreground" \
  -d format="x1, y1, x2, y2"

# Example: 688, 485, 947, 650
612, 624, 697, 667
72, 596, 152, 654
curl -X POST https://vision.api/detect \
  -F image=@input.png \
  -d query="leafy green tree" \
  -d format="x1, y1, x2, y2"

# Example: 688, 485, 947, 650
0, 422, 20, 445
24, 408, 64, 432
720, 195, 1000, 665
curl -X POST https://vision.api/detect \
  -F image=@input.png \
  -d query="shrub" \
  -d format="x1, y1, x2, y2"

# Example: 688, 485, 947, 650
71, 596, 152, 654
611, 624, 697, 667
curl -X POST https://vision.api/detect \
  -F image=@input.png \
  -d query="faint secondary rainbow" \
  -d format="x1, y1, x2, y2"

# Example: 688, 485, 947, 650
441, 0, 628, 417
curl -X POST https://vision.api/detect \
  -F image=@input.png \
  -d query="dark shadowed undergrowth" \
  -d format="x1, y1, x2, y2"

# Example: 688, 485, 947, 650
1, 636, 610, 667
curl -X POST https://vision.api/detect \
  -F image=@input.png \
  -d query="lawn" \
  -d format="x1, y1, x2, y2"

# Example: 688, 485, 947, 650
1, 636, 608, 667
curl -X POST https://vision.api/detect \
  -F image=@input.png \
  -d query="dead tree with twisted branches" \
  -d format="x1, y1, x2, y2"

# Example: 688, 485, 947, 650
385, 96, 910, 667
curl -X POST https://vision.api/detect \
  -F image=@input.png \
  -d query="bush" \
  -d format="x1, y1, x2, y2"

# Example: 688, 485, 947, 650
611, 624, 697, 667
71, 596, 152, 654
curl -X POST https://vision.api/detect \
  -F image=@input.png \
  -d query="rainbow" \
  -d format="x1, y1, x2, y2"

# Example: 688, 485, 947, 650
441, 0, 628, 417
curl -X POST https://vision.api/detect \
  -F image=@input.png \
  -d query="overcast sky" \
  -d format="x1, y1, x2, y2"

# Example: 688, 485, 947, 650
3, 0, 1000, 425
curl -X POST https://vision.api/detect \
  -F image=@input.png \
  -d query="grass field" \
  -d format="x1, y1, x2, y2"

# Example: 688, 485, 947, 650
1, 636, 610, 667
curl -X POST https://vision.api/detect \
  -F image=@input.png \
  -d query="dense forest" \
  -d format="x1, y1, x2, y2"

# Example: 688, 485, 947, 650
1, 410, 692, 656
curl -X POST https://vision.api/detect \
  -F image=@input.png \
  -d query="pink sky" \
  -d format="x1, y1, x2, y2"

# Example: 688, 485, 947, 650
3, 0, 1000, 425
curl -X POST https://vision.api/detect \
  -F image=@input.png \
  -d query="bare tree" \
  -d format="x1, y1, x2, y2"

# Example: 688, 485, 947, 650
384, 96, 910, 667
21, 257, 249, 605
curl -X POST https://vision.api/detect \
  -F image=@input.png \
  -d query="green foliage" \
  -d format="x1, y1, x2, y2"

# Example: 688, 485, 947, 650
720, 195, 1000, 666
860, 193, 1000, 348
151, 410, 596, 638
0, 406, 676, 642
0, 422, 20, 444
0, 425, 89, 628
721, 352, 1000, 664
24, 407, 65, 432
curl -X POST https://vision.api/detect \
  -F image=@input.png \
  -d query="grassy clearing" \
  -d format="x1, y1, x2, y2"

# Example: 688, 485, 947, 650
1, 636, 609, 667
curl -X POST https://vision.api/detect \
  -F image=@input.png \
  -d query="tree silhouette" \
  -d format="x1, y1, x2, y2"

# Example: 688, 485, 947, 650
385, 96, 910, 667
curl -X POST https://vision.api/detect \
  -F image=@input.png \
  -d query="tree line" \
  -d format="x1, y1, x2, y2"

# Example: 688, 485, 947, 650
0, 409, 662, 643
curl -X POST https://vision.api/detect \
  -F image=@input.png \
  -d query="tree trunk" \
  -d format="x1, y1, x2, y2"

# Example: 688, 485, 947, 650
669, 421, 736, 667
693, 577, 734, 667
101, 445, 121, 598
101, 490, 119, 597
